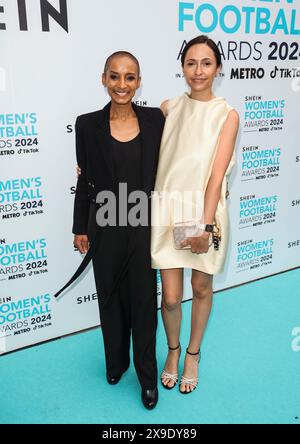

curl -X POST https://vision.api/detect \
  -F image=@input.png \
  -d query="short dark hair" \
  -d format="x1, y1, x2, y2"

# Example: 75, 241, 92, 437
104, 51, 140, 76
181, 35, 222, 68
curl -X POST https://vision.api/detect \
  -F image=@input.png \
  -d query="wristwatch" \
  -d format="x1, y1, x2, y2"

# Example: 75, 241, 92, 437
197, 223, 214, 232
204, 224, 214, 233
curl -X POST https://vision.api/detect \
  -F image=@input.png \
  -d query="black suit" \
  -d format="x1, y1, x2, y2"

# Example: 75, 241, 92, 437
55, 101, 164, 389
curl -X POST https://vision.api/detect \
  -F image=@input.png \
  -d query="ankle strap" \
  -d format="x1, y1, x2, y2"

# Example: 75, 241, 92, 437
168, 343, 181, 351
186, 348, 200, 356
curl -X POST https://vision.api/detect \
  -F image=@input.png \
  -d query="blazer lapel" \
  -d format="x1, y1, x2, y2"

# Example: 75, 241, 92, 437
96, 101, 115, 183
132, 103, 155, 196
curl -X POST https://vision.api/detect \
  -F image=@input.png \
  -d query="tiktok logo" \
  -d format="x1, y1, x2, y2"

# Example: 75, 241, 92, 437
292, 67, 300, 92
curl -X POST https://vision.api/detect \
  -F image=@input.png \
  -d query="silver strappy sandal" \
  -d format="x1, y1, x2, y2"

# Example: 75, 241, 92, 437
179, 348, 201, 394
161, 343, 181, 390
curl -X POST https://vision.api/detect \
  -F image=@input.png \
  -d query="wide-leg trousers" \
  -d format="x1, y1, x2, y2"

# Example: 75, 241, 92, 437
92, 225, 158, 390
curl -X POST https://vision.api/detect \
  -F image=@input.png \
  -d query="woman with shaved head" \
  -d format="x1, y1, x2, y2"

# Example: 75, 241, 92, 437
55, 51, 164, 409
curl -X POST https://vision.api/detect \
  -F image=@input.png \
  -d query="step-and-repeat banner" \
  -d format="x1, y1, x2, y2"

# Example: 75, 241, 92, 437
1, 0, 300, 353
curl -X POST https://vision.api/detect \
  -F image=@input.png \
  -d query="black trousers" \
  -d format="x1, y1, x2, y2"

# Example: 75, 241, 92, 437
92, 226, 158, 390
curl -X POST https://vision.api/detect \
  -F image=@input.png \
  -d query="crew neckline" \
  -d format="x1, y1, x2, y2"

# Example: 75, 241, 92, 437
184, 92, 223, 103
110, 133, 140, 144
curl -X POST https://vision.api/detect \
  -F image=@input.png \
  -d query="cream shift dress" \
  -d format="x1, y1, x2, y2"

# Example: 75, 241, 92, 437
151, 93, 236, 275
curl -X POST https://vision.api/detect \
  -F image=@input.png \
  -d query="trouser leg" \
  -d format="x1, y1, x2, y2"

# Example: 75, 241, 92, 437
128, 228, 158, 390
92, 230, 131, 378
96, 276, 131, 377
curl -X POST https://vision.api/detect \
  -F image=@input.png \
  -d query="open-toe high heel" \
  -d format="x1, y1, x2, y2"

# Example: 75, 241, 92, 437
160, 343, 181, 390
179, 348, 201, 394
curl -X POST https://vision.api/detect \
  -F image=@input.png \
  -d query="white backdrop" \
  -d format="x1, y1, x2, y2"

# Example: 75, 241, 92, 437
1, 0, 300, 353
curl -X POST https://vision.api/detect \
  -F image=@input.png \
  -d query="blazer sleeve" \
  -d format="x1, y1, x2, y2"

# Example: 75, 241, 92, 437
154, 107, 165, 133
72, 116, 90, 235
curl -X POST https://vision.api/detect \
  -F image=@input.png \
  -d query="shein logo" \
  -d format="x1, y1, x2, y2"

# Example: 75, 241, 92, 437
0, 0, 68, 32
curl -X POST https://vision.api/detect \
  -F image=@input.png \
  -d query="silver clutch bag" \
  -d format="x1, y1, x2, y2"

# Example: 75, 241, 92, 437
172, 220, 205, 250
172, 220, 221, 250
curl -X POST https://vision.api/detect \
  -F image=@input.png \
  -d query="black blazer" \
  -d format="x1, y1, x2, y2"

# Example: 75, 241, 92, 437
54, 101, 164, 300
73, 101, 165, 235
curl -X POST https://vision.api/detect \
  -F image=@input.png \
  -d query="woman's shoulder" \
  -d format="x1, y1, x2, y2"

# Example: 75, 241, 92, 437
213, 98, 239, 125
160, 95, 184, 117
220, 101, 240, 136
75, 109, 102, 129
137, 105, 165, 125
222, 99, 240, 122
219, 97, 238, 114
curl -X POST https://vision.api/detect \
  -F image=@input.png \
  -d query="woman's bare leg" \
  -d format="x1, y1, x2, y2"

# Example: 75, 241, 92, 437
180, 269, 213, 393
160, 268, 184, 388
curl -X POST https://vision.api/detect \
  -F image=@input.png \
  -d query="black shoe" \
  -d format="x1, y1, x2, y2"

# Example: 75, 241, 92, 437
106, 364, 129, 385
106, 374, 122, 385
141, 387, 158, 410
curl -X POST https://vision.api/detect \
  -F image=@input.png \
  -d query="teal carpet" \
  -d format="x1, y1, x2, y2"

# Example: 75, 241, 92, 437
1, 269, 299, 424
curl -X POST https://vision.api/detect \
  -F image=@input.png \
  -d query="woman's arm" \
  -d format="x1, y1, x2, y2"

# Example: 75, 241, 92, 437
72, 116, 90, 253
202, 109, 239, 227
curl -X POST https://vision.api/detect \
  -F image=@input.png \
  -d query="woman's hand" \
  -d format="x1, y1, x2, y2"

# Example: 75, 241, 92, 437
181, 232, 211, 254
76, 165, 82, 178
74, 235, 89, 254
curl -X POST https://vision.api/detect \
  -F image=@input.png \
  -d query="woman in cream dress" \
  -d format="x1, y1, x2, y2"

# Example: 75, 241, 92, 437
151, 36, 239, 394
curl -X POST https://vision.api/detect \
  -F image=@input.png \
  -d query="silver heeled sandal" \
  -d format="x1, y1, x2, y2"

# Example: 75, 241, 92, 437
179, 348, 201, 394
160, 343, 181, 390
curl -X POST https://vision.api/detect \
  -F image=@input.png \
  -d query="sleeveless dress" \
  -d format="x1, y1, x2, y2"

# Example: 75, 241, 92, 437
151, 93, 236, 275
